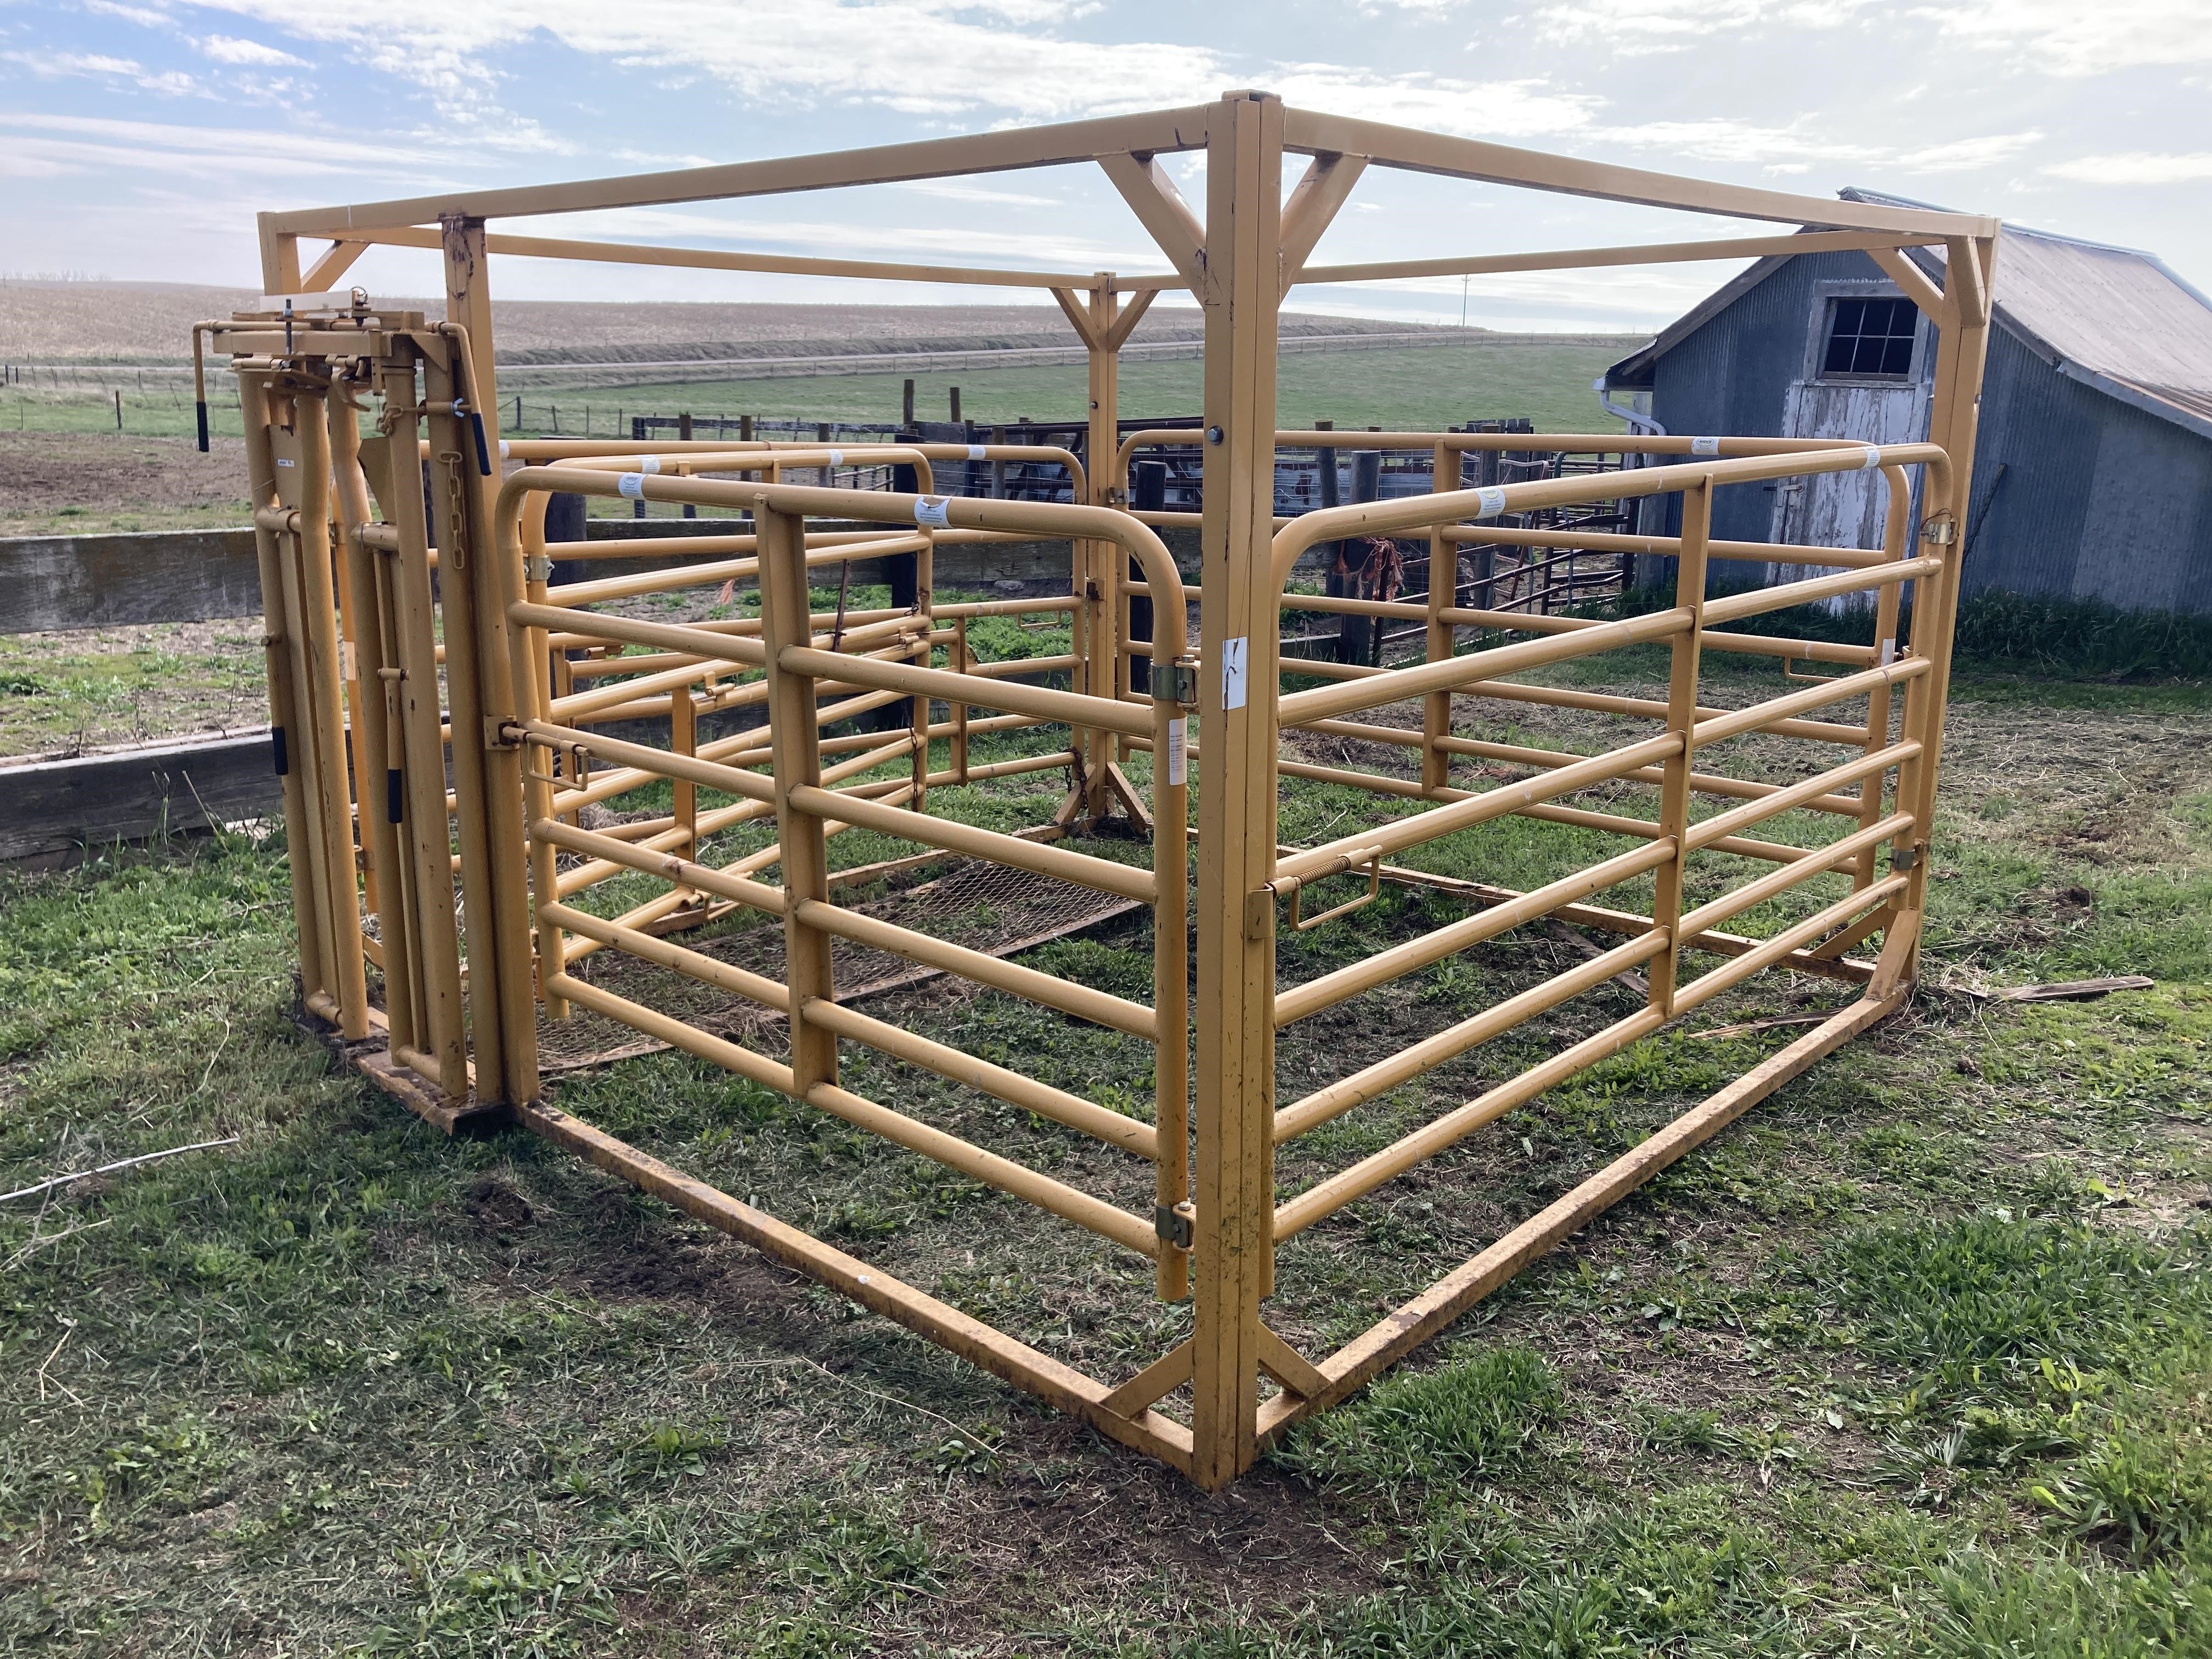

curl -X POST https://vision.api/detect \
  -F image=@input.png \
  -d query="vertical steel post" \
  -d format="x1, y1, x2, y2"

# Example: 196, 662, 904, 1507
436, 217, 537, 1106
289, 386, 371, 1038
329, 388, 413, 1047
1190, 89, 1284, 1491
759, 505, 839, 1096
1127, 461, 1164, 697
1647, 480, 1711, 1017
363, 409, 471, 1098
1421, 441, 1462, 795
1084, 280, 1121, 808
1893, 234, 1995, 983
237, 371, 326, 1013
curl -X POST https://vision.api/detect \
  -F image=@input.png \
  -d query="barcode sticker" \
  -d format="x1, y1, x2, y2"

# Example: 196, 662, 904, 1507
968, 443, 988, 459
1862, 447, 1883, 470
619, 473, 646, 499
636, 455, 661, 474
1879, 636, 1897, 665
498, 439, 511, 460
915, 496, 951, 527
1474, 486, 1506, 518
1167, 718, 1187, 785
339, 640, 357, 683
1221, 636, 1249, 710
1691, 435, 1722, 456
827, 448, 844, 466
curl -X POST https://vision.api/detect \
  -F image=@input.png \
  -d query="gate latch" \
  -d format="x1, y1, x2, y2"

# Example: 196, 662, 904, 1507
1152, 661, 1198, 707
1155, 1201, 1194, 1251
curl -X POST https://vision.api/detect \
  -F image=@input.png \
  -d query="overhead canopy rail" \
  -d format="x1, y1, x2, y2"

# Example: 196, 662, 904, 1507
231, 90, 1995, 1493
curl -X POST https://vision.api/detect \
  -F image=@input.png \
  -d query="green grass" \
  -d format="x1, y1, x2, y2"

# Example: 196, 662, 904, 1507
4, 667, 2211, 1652
0, 338, 1632, 444
0, 622, 266, 758
526, 338, 1632, 435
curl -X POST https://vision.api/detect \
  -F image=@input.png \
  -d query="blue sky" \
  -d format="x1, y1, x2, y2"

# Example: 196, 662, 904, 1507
3, 1, 2208, 331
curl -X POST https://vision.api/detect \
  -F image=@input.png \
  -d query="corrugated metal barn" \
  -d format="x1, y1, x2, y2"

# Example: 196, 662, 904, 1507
1602, 190, 2212, 613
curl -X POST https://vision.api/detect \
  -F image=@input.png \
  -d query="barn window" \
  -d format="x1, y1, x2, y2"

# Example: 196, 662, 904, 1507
1821, 295, 1918, 379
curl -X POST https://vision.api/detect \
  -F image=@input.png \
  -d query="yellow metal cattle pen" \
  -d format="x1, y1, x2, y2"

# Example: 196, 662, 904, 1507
217, 92, 1996, 1489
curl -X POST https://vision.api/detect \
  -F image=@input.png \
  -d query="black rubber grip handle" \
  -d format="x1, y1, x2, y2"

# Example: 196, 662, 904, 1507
195, 401, 210, 453
387, 769, 405, 824
469, 411, 493, 476
271, 726, 289, 776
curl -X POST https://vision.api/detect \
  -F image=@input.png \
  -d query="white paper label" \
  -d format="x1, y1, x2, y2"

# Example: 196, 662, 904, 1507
1691, 435, 1722, 456
498, 439, 511, 460
1473, 485, 1507, 519
276, 457, 295, 468
1878, 636, 1897, 665
1221, 636, 1249, 711
914, 495, 951, 527
1167, 718, 1187, 785
1861, 446, 1883, 470
618, 472, 646, 499
637, 455, 662, 475
339, 640, 357, 683
827, 448, 844, 466
967, 443, 988, 459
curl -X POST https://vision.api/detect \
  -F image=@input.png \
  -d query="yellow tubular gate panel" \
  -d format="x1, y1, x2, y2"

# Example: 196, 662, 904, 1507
218, 89, 1991, 1487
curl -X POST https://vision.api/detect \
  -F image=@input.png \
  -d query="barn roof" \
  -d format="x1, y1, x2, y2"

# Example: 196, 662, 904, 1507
1604, 190, 2212, 443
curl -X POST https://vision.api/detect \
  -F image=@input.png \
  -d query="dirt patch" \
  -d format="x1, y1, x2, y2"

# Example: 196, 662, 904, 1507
917, 1462, 1388, 1649
0, 431, 249, 522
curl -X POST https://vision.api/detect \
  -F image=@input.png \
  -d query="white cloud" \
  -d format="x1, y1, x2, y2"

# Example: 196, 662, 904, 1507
189, 1, 1227, 125
1584, 115, 2038, 178
900, 180, 1064, 206
2045, 150, 2212, 184
0, 111, 442, 181
1927, 0, 2212, 76
3, 49, 198, 93
1528, 0, 2212, 73
1531, 0, 1853, 55
84, 1, 174, 25
1267, 66, 1600, 139
198, 35, 309, 67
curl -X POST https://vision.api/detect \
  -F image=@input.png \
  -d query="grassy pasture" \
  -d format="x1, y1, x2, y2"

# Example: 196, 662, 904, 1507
3, 643, 2209, 1655
0, 337, 1632, 456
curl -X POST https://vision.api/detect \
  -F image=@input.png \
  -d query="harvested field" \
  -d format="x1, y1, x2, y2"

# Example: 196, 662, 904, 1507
0, 280, 1443, 366
2, 656, 2208, 1655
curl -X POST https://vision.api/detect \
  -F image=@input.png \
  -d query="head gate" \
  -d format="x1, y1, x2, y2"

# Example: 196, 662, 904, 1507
214, 91, 1995, 1488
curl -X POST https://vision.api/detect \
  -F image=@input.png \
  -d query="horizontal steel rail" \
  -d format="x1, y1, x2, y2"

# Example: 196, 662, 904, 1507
784, 786, 1158, 903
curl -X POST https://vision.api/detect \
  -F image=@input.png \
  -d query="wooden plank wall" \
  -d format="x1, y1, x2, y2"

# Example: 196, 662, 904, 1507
1, 523, 1202, 634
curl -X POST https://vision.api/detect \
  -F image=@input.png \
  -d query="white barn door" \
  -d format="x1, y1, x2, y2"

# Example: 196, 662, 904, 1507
1769, 380, 1925, 597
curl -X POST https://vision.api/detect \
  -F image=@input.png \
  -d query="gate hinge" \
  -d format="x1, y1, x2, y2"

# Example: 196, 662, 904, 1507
523, 553, 554, 583
1244, 885, 1281, 942
1155, 1201, 1195, 1251
1920, 515, 1957, 546
1891, 845, 1920, 872
487, 718, 524, 749
1152, 661, 1198, 707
